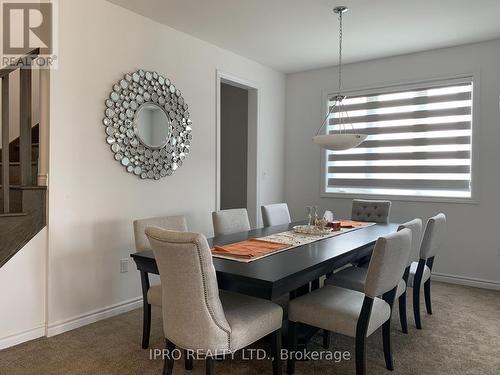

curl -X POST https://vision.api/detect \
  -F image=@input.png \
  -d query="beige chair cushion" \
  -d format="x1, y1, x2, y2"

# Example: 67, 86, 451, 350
219, 290, 283, 352
365, 229, 412, 298
398, 218, 423, 266
420, 213, 446, 259
146, 228, 231, 353
147, 285, 162, 306
133, 215, 188, 252
326, 266, 406, 298
212, 209, 251, 236
289, 285, 390, 338
325, 266, 366, 291
261, 203, 291, 227
351, 199, 391, 224
408, 261, 431, 287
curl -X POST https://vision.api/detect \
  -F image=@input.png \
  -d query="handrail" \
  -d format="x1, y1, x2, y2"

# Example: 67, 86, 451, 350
1, 47, 40, 212
0, 48, 40, 78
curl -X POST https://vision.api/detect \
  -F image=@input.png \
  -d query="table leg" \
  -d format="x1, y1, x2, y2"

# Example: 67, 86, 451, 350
140, 271, 151, 349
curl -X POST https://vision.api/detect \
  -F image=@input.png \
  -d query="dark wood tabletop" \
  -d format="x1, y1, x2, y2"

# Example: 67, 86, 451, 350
131, 221, 400, 300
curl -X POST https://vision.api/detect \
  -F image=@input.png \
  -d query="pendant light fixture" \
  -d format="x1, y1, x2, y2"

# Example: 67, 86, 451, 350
312, 6, 367, 151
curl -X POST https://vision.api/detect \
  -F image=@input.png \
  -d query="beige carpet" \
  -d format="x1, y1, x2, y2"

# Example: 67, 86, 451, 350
1, 281, 499, 375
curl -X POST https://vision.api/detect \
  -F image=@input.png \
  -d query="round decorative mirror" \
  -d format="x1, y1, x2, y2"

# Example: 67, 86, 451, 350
135, 103, 172, 149
102, 69, 192, 180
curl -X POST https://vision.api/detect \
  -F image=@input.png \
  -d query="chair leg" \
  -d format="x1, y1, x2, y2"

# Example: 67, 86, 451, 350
270, 329, 282, 375
322, 329, 330, 349
286, 321, 298, 374
382, 320, 394, 371
424, 279, 433, 315
355, 333, 366, 375
355, 297, 373, 375
412, 259, 426, 330
398, 292, 408, 334
184, 350, 193, 370
205, 357, 215, 375
163, 339, 175, 375
413, 283, 422, 329
142, 303, 151, 349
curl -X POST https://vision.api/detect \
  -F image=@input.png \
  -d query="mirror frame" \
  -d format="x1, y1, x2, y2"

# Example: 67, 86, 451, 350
102, 69, 192, 180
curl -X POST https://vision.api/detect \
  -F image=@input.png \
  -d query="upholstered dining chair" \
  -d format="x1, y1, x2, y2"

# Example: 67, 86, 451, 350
212, 208, 251, 236
409, 213, 446, 329
145, 227, 283, 375
350, 199, 393, 269
133, 215, 188, 349
325, 219, 423, 334
351, 199, 392, 224
261, 203, 291, 227
287, 229, 412, 375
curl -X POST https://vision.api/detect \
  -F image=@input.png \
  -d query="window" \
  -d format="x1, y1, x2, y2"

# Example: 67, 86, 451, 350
324, 77, 474, 200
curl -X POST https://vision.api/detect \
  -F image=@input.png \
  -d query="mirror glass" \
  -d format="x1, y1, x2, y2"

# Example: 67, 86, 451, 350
135, 103, 171, 149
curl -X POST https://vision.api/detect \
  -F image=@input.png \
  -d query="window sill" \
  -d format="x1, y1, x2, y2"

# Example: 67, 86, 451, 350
320, 191, 477, 205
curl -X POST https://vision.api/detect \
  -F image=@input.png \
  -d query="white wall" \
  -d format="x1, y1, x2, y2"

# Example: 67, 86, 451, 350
0, 228, 47, 349
285, 39, 500, 288
46, 0, 285, 330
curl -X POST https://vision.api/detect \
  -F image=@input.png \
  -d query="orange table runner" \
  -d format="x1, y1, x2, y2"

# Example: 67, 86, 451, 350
338, 220, 371, 228
212, 239, 290, 260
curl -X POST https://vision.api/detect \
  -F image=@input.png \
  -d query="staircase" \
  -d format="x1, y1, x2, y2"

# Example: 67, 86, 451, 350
0, 49, 47, 268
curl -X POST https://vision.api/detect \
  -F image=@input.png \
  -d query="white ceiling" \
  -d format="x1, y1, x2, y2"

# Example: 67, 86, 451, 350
107, 0, 500, 73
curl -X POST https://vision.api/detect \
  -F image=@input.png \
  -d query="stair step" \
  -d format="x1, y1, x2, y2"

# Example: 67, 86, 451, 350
0, 161, 38, 166
0, 212, 28, 218
15, 143, 40, 148
0, 185, 46, 190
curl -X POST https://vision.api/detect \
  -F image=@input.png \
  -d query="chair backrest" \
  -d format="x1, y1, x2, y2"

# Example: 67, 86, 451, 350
351, 199, 392, 223
398, 218, 423, 266
212, 208, 251, 236
145, 227, 231, 352
364, 228, 412, 298
133, 215, 188, 252
261, 203, 291, 227
420, 213, 446, 260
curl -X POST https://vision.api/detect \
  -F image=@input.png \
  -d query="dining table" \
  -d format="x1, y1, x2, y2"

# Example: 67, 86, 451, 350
131, 220, 400, 346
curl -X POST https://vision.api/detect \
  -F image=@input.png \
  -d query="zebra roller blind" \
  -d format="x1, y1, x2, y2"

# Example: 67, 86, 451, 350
325, 78, 473, 198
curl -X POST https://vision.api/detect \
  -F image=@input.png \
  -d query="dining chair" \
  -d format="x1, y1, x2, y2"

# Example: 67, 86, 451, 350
325, 219, 423, 334
212, 208, 251, 236
287, 229, 412, 375
409, 213, 446, 329
261, 203, 291, 227
133, 215, 188, 349
145, 227, 283, 375
350, 199, 392, 269
351, 199, 392, 224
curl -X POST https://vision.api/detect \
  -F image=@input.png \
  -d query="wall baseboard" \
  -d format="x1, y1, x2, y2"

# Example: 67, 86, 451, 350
0, 325, 46, 350
433, 272, 500, 291
47, 296, 143, 337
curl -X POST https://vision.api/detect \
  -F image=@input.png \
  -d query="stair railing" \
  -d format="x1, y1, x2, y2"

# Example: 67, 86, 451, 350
0, 48, 40, 214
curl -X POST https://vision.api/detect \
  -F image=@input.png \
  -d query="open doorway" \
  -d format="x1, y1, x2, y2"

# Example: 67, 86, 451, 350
220, 83, 248, 211
216, 72, 259, 227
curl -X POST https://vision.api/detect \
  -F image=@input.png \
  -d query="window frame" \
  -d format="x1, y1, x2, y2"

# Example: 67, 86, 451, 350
319, 73, 479, 204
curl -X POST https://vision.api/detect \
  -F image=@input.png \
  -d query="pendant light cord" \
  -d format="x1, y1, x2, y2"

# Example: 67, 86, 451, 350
315, 9, 344, 136
338, 10, 343, 96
